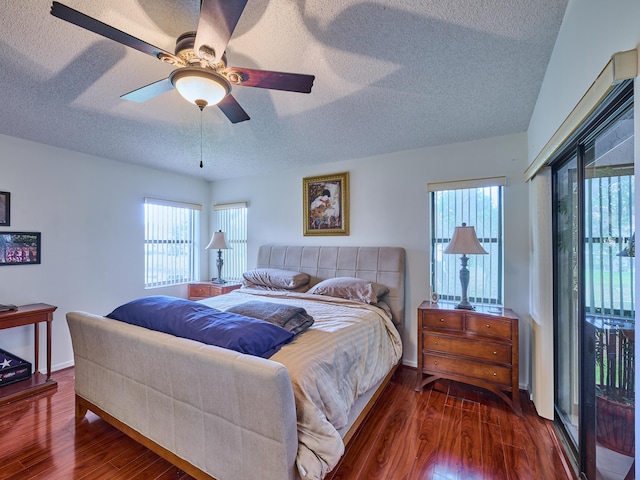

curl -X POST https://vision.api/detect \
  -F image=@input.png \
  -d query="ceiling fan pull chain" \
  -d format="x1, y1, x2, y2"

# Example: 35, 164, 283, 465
199, 111, 203, 169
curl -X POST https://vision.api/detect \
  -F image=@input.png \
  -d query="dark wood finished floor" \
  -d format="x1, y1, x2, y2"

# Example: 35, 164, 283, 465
0, 366, 574, 480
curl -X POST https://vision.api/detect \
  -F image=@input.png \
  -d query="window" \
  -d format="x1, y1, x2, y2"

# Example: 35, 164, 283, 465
214, 202, 248, 283
584, 111, 635, 317
144, 198, 201, 288
429, 178, 504, 306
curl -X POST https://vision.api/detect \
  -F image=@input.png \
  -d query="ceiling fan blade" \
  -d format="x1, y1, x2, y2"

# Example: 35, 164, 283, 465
50, 2, 172, 59
217, 94, 250, 123
120, 78, 173, 103
194, 0, 248, 64
225, 68, 315, 93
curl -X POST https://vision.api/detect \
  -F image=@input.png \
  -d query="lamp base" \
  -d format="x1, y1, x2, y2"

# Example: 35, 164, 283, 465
213, 249, 225, 284
456, 256, 474, 310
455, 300, 475, 310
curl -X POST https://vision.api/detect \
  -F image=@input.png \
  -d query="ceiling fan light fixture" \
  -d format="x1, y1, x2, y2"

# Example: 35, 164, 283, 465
170, 68, 230, 108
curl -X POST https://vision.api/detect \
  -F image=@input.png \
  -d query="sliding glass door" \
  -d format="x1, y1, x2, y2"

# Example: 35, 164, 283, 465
554, 154, 581, 459
584, 105, 634, 480
552, 83, 634, 480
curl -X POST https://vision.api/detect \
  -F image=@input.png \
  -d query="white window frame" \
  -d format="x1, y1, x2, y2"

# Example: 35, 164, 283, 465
429, 177, 505, 306
144, 197, 201, 288
214, 202, 248, 283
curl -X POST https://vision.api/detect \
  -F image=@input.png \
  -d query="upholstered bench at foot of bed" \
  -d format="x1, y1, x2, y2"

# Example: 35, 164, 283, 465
67, 311, 300, 480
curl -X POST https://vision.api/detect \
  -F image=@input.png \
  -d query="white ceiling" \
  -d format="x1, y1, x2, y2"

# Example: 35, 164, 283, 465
0, 0, 568, 181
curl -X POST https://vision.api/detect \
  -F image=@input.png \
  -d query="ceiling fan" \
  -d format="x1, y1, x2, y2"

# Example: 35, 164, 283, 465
50, 1, 315, 123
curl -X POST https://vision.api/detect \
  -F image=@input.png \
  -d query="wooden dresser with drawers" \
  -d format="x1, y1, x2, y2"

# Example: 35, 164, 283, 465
416, 300, 522, 416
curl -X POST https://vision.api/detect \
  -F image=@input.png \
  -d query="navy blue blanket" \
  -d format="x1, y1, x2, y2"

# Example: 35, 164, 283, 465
106, 296, 293, 358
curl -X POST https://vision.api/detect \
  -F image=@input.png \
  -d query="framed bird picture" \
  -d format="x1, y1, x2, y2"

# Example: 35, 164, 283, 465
303, 172, 349, 236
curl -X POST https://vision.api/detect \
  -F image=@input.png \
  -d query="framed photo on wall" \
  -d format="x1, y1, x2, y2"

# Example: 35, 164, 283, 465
0, 232, 41, 265
303, 172, 349, 236
0, 192, 9, 226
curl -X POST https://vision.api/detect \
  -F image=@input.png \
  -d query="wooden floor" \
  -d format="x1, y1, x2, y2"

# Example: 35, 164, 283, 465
0, 366, 574, 480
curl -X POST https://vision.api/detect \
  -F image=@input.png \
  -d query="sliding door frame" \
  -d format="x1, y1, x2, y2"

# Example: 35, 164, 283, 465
550, 80, 634, 479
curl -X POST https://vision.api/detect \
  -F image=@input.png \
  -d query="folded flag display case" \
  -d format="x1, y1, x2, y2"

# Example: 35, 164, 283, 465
0, 348, 31, 387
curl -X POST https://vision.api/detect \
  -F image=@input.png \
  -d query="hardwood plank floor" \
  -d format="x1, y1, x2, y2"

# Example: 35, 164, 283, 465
328, 368, 574, 480
0, 366, 574, 479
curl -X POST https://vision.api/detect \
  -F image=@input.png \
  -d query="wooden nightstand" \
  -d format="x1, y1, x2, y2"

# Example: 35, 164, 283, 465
188, 282, 242, 300
416, 301, 522, 416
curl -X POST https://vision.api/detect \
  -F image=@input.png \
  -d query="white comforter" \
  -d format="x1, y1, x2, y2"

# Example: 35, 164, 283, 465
200, 288, 402, 480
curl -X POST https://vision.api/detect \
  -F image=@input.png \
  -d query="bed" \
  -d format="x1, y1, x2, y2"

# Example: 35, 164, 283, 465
66, 245, 405, 480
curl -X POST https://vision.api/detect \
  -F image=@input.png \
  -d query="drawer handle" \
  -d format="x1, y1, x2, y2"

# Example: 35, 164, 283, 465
439, 318, 445, 322
434, 361, 438, 366
486, 324, 491, 328
433, 341, 439, 345
493, 372, 497, 376
493, 351, 497, 355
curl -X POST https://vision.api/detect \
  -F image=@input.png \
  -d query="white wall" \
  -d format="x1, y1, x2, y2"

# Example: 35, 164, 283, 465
0, 134, 211, 372
528, 0, 640, 162
526, 0, 640, 436
210, 132, 531, 387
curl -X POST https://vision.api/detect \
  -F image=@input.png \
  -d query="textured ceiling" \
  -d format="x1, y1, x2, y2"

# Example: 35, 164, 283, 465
0, 0, 568, 181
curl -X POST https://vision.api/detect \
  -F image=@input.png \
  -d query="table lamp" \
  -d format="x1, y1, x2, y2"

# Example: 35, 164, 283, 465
205, 230, 231, 283
443, 223, 488, 310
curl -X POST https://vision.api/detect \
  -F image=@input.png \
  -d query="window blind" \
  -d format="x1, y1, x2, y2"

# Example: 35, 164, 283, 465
144, 198, 201, 288
214, 202, 248, 283
429, 178, 504, 306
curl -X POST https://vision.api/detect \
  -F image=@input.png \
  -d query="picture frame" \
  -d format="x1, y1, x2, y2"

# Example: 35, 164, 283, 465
0, 232, 41, 266
303, 172, 349, 236
0, 192, 9, 226
430, 291, 440, 304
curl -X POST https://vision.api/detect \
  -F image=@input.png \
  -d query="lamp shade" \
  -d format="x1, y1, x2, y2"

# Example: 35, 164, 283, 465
205, 230, 231, 250
443, 223, 488, 255
170, 68, 230, 107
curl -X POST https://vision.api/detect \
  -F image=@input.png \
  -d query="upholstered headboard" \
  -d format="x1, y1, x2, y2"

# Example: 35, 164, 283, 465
256, 245, 406, 329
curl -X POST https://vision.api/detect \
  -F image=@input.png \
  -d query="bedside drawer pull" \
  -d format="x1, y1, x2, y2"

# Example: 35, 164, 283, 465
486, 324, 491, 328
493, 351, 497, 355
493, 372, 497, 376
433, 341, 439, 345
439, 318, 445, 322
433, 361, 438, 366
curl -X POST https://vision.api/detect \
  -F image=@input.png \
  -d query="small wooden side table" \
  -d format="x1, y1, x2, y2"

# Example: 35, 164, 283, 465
188, 282, 242, 301
0, 303, 57, 406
